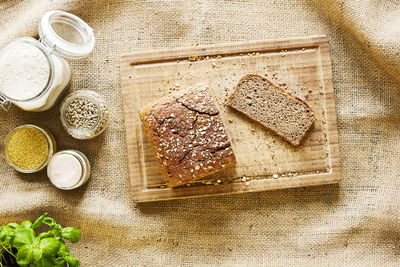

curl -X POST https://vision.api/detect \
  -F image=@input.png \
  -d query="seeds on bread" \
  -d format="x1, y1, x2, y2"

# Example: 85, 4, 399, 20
139, 88, 236, 187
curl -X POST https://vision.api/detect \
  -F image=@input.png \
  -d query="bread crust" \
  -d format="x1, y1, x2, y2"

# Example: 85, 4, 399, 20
139, 88, 236, 187
226, 74, 315, 146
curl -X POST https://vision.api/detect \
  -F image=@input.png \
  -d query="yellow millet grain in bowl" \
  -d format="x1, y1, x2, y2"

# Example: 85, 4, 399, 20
6, 127, 49, 170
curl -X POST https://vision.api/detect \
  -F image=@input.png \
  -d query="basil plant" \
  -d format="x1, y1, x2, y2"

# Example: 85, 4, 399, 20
0, 213, 81, 267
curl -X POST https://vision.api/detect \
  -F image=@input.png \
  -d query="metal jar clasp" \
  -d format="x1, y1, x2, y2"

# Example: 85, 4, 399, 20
0, 95, 11, 111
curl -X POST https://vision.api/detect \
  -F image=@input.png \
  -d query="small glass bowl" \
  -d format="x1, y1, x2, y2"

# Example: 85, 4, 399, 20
4, 124, 56, 173
47, 149, 91, 190
60, 90, 108, 139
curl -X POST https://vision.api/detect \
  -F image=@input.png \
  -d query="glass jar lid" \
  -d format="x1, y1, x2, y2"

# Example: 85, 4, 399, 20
38, 10, 95, 59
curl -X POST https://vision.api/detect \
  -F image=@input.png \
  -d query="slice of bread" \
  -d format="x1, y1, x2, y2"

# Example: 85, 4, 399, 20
227, 74, 315, 146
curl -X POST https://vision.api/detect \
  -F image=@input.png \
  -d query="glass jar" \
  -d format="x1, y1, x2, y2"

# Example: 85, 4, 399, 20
60, 90, 109, 139
0, 10, 95, 112
47, 149, 91, 190
4, 124, 56, 173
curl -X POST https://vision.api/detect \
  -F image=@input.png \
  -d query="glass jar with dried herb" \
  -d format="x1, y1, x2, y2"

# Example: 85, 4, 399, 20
4, 124, 56, 173
60, 90, 108, 139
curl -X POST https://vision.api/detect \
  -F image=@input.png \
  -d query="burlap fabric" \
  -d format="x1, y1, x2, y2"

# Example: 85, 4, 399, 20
1, 0, 399, 266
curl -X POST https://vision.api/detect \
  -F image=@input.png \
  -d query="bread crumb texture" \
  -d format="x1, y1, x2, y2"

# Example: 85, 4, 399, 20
227, 74, 314, 146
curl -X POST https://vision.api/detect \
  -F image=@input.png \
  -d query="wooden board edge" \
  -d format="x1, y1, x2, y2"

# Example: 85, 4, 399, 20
133, 170, 341, 203
316, 38, 343, 183
120, 56, 145, 198
121, 35, 329, 65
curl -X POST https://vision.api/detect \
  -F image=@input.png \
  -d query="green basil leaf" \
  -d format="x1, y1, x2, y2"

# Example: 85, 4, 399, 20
32, 255, 57, 267
39, 238, 61, 256
63, 253, 80, 267
32, 213, 48, 229
41, 255, 65, 267
38, 232, 53, 240
0, 227, 15, 241
4, 235, 14, 246
42, 217, 56, 227
58, 241, 70, 254
21, 220, 33, 229
16, 245, 34, 266
51, 228, 62, 239
13, 228, 35, 249
32, 247, 43, 262
61, 227, 81, 243
7, 223, 20, 229
52, 257, 65, 265
33, 238, 40, 247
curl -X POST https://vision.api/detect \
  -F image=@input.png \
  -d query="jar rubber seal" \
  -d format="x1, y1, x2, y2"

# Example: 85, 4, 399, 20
39, 10, 95, 59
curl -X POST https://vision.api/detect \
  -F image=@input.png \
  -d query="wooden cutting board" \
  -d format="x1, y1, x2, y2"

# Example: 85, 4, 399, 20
120, 35, 341, 203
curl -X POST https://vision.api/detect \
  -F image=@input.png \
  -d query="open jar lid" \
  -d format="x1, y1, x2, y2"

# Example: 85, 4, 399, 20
38, 10, 95, 59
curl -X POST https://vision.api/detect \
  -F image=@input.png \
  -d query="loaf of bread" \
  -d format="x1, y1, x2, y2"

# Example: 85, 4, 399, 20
139, 88, 236, 187
227, 74, 315, 146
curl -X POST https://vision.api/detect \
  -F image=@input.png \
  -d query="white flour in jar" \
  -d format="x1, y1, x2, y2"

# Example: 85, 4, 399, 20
0, 42, 50, 100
